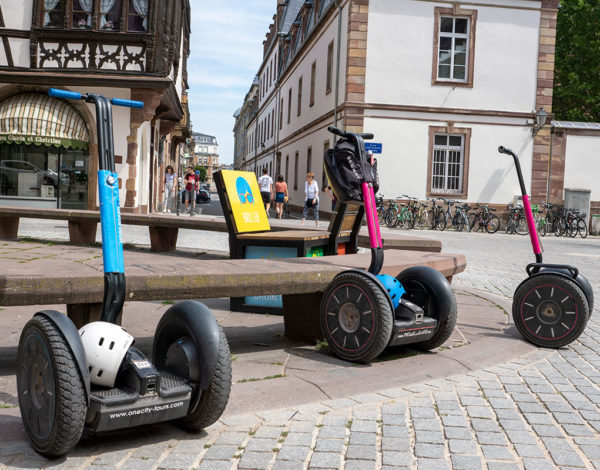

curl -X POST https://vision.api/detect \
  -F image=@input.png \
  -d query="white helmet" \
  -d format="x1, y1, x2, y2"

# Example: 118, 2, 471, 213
79, 321, 134, 387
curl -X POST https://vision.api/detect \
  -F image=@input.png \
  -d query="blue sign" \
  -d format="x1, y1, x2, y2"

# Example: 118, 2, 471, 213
365, 142, 382, 154
244, 246, 298, 307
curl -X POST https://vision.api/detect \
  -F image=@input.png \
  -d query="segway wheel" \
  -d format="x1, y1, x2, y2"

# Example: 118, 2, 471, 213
396, 266, 458, 351
513, 274, 590, 348
320, 271, 393, 363
177, 326, 232, 431
17, 315, 87, 456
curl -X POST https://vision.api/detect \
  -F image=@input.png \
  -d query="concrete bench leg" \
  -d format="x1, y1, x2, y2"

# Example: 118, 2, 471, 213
67, 303, 122, 329
68, 220, 97, 245
0, 216, 19, 239
149, 227, 179, 252
282, 293, 324, 343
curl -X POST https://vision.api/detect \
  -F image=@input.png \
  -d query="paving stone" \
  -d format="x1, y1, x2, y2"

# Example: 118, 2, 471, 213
476, 432, 507, 446
283, 432, 314, 446
451, 454, 483, 470
486, 463, 522, 470
345, 459, 380, 470
513, 443, 546, 459
349, 432, 377, 446
563, 424, 595, 437
382, 451, 411, 467
157, 452, 198, 469
202, 445, 238, 461
444, 427, 473, 440
314, 439, 345, 452
412, 418, 441, 431
345, 444, 376, 461
471, 418, 501, 432
440, 415, 468, 427
416, 458, 450, 470
532, 424, 563, 437
255, 426, 287, 439
410, 407, 438, 419
552, 412, 585, 425
448, 438, 477, 455
271, 461, 306, 470
215, 432, 249, 445
309, 451, 341, 468
276, 445, 310, 461
381, 436, 411, 452
382, 413, 407, 425
540, 437, 575, 451
414, 443, 445, 459
466, 406, 494, 419
579, 444, 600, 460
481, 445, 516, 460
351, 420, 377, 433
516, 402, 547, 413
549, 450, 586, 467
523, 412, 554, 425
382, 425, 409, 438
238, 451, 273, 470
198, 461, 231, 470
246, 438, 279, 452
414, 430, 445, 444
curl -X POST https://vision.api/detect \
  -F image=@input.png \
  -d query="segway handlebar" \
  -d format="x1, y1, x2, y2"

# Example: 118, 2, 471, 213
328, 126, 374, 140
49, 88, 144, 109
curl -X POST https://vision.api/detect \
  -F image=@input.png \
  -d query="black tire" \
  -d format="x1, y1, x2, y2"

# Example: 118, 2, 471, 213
578, 219, 588, 238
486, 215, 500, 234
17, 314, 87, 456
385, 208, 398, 228
513, 274, 590, 348
177, 326, 231, 431
320, 271, 393, 363
539, 219, 546, 237
396, 266, 458, 351
468, 213, 477, 232
554, 217, 566, 237
568, 220, 578, 238
427, 210, 437, 230
377, 207, 385, 224
436, 212, 447, 231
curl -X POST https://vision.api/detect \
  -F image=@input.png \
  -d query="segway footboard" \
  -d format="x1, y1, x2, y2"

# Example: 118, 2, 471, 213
87, 371, 192, 433
388, 298, 438, 347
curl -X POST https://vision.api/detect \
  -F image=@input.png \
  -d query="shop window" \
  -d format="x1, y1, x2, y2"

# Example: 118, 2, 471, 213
43, 0, 66, 27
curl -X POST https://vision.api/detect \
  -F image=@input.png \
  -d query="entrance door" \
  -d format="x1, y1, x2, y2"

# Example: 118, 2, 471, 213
59, 149, 88, 209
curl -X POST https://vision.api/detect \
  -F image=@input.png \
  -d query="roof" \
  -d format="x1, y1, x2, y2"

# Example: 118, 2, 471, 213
552, 120, 600, 131
279, 0, 304, 34
193, 132, 218, 145
233, 107, 241, 118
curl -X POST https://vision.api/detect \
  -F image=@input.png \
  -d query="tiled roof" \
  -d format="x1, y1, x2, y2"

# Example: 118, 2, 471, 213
280, 0, 304, 34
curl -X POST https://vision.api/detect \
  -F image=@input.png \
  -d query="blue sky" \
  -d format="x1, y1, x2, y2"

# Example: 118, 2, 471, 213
187, 0, 275, 164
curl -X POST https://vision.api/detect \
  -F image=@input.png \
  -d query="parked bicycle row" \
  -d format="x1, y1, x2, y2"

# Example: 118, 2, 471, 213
375, 196, 589, 238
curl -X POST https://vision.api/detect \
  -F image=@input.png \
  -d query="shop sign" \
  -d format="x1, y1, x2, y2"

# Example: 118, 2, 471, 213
221, 170, 269, 232
0, 133, 88, 150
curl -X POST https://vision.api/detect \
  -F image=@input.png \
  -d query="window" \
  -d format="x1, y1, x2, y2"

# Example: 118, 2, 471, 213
279, 98, 283, 129
326, 41, 334, 94
427, 126, 471, 198
287, 88, 292, 124
285, 155, 289, 184
100, 0, 121, 30
294, 151, 299, 190
72, 0, 92, 28
271, 109, 275, 138
127, 0, 148, 32
432, 8, 477, 87
322, 140, 330, 188
310, 61, 316, 107
43, 0, 65, 27
297, 76, 302, 116
267, 114, 271, 140
306, 147, 312, 173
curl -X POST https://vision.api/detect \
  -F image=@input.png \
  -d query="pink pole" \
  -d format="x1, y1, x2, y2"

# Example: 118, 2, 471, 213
362, 182, 382, 249
522, 195, 542, 256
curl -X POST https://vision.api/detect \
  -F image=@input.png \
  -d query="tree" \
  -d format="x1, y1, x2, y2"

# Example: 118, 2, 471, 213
194, 165, 207, 182
553, 0, 600, 122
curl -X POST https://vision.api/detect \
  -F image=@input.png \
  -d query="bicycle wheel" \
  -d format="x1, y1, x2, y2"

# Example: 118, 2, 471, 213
284, 202, 291, 219
454, 214, 465, 232
538, 219, 546, 237
406, 211, 415, 230
505, 218, 512, 234
417, 210, 428, 230
377, 207, 385, 224
436, 212, 447, 231
427, 210, 437, 230
486, 215, 500, 234
578, 219, 588, 238
515, 216, 529, 235
385, 208, 398, 228
554, 217, 566, 237
568, 220, 578, 238
468, 213, 477, 232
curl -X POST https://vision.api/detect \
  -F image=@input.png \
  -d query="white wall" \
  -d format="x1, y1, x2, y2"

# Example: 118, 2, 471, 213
564, 135, 600, 201
365, 0, 540, 112
364, 116, 533, 204
0, 0, 33, 30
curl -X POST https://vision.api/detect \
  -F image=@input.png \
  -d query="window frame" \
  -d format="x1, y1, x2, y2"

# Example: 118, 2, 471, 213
322, 140, 330, 189
431, 7, 477, 88
306, 146, 312, 173
287, 88, 292, 124
310, 60, 316, 107
297, 76, 303, 116
294, 151, 299, 190
326, 40, 334, 95
426, 125, 471, 198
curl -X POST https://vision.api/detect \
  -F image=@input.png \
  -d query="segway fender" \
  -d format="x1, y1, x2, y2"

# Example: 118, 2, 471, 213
34, 310, 90, 404
334, 269, 395, 314
523, 268, 594, 313
395, 266, 454, 324
154, 301, 221, 390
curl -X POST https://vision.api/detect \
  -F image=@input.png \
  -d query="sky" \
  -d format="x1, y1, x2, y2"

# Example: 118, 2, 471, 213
187, 0, 275, 164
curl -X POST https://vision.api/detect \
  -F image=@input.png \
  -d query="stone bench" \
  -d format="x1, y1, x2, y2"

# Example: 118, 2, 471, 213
0, 241, 465, 341
0, 206, 442, 253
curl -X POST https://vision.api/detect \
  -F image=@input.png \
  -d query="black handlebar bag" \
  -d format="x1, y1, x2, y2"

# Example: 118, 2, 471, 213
324, 139, 379, 203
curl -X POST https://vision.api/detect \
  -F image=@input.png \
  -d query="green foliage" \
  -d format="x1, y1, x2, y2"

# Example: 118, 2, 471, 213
194, 165, 208, 182
554, 0, 600, 121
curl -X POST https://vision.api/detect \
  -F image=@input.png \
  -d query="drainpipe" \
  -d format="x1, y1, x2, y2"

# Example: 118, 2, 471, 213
333, 0, 343, 127
546, 123, 555, 203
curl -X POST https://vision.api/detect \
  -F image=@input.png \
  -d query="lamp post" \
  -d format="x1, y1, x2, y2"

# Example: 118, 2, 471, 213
532, 107, 549, 136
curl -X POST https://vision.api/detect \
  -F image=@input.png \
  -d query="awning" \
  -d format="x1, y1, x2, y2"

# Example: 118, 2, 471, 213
0, 93, 89, 150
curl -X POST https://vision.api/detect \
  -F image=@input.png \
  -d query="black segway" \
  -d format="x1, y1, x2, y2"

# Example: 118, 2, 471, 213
16, 89, 231, 456
498, 146, 593, 347
320, 127, 457, 363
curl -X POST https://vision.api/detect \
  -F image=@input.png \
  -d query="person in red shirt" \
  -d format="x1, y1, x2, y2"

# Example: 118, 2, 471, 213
183, 166, 197, 212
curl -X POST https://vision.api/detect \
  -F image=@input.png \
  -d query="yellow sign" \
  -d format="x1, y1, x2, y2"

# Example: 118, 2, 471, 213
221, 170, 270, 233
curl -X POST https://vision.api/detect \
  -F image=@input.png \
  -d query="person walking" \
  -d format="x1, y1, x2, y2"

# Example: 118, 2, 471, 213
274, 175, 288, 220
162, 165, 175, 213
258, 168, 274, 215
301, 172, 319, 227
183, 166, 197, 213
324, 185, 337, 212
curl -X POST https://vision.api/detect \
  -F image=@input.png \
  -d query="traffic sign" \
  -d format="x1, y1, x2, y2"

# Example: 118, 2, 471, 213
365, 142, 382, 154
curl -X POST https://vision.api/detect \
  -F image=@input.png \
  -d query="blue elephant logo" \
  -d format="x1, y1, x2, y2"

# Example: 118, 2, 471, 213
236, 177, 254, 205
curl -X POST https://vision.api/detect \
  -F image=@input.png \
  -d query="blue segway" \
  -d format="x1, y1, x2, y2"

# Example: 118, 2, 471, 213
16, 89, 231, 456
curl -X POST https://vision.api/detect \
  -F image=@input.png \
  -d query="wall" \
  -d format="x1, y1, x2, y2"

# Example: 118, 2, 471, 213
365, 0, 540, 112
563, 134, 600, 203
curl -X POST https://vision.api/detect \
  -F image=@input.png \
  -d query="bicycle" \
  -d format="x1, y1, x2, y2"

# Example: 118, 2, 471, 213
428, 198, 444, 230
505, 206, 528, 235
468, 204, 500, 234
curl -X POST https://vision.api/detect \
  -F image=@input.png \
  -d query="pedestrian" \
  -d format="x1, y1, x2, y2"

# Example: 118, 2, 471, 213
301, 172, 319, 227
274, 175, 288, 219
183, 166, 197, 213
324, 185, 337, 212
258, 168, 274, 215
162, 165, 175, 213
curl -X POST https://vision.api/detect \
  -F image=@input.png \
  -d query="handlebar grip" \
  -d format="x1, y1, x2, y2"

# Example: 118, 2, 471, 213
49, 88, 82, 100
327, 126, 346, 137
498, 146, 513, 155
112, 98, 144, 109
361, 133, 374, 140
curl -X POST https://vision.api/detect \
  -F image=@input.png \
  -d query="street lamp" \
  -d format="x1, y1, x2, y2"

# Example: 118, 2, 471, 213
532, 107, 549, 136
261, 142, 265, 152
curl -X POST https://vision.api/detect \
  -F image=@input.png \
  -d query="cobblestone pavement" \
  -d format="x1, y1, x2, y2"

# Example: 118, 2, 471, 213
2, 220, 599, 469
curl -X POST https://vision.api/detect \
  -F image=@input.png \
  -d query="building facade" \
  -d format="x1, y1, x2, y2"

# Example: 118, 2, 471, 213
234, 0, 600, 218
0, 0, 191, 213
192, 132, 219, 187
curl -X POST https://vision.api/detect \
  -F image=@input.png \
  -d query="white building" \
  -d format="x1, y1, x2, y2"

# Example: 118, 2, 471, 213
192, 132, 219, 187
234, 0, 600, 219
